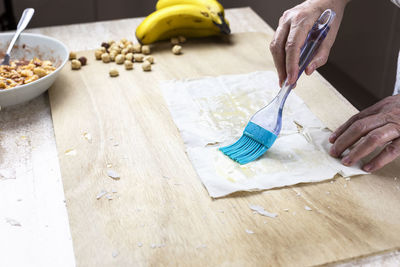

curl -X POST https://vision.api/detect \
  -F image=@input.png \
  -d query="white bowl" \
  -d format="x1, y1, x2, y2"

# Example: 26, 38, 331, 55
0, 33, 68, 107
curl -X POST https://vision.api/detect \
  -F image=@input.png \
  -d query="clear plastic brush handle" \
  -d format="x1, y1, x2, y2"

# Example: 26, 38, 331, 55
252, 9, 336, 135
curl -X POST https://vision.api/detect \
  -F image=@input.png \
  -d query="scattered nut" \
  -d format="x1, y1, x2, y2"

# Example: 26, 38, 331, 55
144, 56, 154, 64
101, 53, 111, 63
178, 35, 186, 43
125, 53, 134, 62
108, 40, 116, 46
141, 45, 151, 55
121, 38, 128, 44
99, 47, 106, 53
127, 45, 134, 53
78, 56, 87, 66
115, 54, 125, 64
132, 44, 142, 53
172, 45, 182, 55
95, 50, 103, 60
133, 54, 144, 62
69, 51, 77, 60
109, 68, 119, 77
171, 37, 180, 45
71, 59, 81, 70
142, 61, 151, 71
124, 60, 133, 70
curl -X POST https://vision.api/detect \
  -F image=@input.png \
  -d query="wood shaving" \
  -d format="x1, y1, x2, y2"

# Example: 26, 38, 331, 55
107, 169, 120, 180
5, 217, 21, 226
106, 195, 113, 200
96, 190, 107, 200
245, 229, 254, 234
249, 205, 278, 218
304, 206, 312, 211
65, 149, 76, 156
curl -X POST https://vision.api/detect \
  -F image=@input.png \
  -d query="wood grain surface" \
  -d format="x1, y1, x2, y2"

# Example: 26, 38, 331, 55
49, 32, 400, 267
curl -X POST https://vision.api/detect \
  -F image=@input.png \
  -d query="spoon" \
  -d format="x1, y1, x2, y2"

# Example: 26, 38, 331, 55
1, 8, 35, 66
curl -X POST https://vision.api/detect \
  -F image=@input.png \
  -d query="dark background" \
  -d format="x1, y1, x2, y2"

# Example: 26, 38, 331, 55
1, 0, 399, 110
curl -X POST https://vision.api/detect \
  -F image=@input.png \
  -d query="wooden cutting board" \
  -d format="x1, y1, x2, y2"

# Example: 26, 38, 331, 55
49, 32, 400, 267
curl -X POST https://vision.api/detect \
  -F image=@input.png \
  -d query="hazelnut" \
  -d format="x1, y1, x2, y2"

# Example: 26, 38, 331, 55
170, 37, 180, 45
133, 54, 144, 62
71, 59, 81, 70
132, 44, 142, 53
144, 56, 154, 64
126, 44, 134, 53
108, 40, 116, 46
141, 45, 151, 55
101, 42, 110, 50
172, 45, 182, 55
115, 54, 125, 64
178, 36, 186, 43
99, 47, 106, 53
110, 52, 117, 61
142, 61, 151, 71
125, 53, 134, 62
120, 38, 128, 44
109, 68, 119, 77
101, 53, 111, 63
69, 51, 77, 60
95, 50, 103, 60
78, 56, 87, 66
124, 60, 133, 70
121, 48, 129, 55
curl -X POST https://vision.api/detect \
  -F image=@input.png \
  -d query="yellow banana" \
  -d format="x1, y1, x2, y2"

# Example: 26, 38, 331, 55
156, 0, 226, 23
136, 4, 230, 44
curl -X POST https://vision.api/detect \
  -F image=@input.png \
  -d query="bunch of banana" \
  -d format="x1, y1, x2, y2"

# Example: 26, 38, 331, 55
136, 0, 230, 44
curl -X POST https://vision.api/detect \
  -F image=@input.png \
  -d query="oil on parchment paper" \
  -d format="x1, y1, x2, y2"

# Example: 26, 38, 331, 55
161, 71, 367, 198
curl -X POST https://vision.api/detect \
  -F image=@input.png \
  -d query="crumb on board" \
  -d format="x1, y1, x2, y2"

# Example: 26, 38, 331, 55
304, 206, 312, 211
5, 217, 21, 227
196, 244, 207, 249
137, 242, 143, 247
283, 209, 289, 212
83, 132, 92, 142
65, 149, 76, 156
107, 169, 120, 180
112, 251, 119, 258
245, 229, 254, 234
249, 204, 278, 218
96, 190, 107, 200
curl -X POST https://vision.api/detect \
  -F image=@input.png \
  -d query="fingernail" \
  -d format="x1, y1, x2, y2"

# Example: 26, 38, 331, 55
329, 133, 336, 142
287, 74, 294, 84
329, 146, 336, 156
363, 164, 372, 172
342, 156, 352, 166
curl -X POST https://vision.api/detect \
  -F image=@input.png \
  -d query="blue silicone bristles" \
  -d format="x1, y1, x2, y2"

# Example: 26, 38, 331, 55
219, 122, 277, 165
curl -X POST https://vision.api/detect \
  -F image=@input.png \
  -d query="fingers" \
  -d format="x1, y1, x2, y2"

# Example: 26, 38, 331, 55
363, 137, 400, 172
305, 45, 329, 75
329, 113, 390, 157
340, 123, 400, 167
285, 18, 314, 85
329, 102, 386, 144
270, 23, 290, 87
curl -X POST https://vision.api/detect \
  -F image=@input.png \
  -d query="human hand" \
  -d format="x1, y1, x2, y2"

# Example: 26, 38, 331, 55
270, 0, 350, 87
329, 95, 400, 172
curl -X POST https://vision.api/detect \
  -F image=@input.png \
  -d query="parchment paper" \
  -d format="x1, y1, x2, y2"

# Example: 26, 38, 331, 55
161, 71, 367, 198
